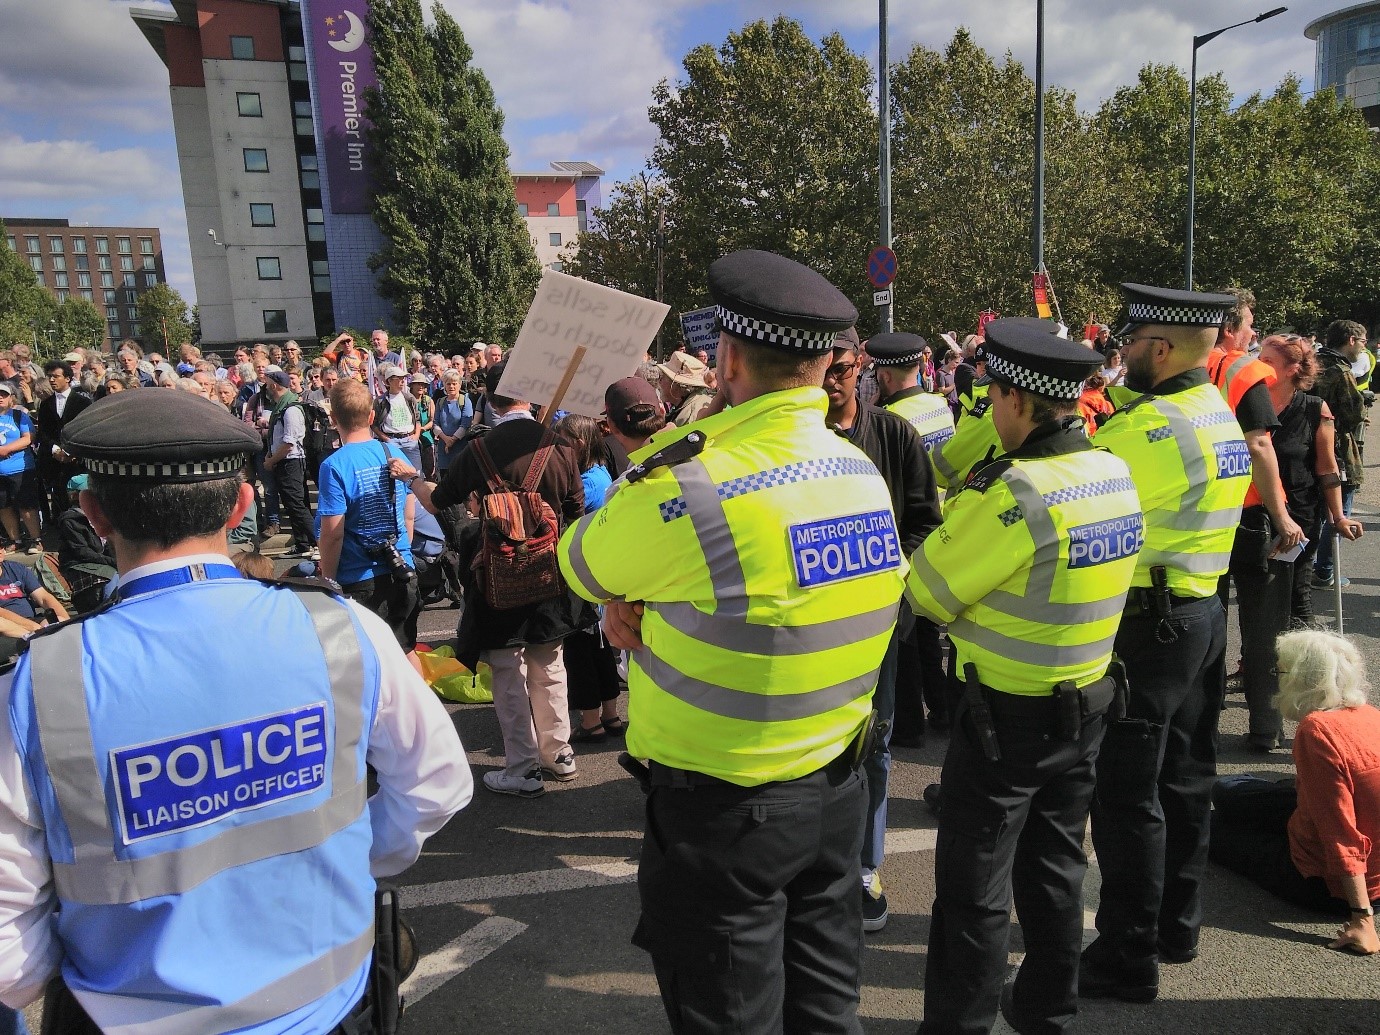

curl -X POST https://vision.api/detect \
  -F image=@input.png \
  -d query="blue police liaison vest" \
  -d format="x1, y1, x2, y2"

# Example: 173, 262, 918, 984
7, 566, 382, 1035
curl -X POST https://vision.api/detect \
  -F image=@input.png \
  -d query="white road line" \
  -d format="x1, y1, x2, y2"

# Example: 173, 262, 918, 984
401, 856, 638, 908
884, 827, 939, 855
401, 916, 527, 1005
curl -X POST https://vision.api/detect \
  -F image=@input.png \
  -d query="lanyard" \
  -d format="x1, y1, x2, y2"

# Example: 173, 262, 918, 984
118, 563, 243, 601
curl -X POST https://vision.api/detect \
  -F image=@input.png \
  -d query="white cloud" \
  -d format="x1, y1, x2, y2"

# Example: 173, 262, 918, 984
0, 134, 165, 201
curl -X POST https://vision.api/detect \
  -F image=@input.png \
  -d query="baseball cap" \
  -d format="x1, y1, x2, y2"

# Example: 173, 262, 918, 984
604, 376, 662, 423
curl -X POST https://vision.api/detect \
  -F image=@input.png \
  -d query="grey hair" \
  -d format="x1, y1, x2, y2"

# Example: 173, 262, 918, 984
1273, 629, 1370, 721
440, 369, 462, 385
235, 362, 255, 382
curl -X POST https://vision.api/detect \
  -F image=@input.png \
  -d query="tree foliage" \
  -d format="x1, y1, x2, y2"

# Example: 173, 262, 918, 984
0, 220, 57, 350
577, 19, 1380, 339
136, 282, 195, 350
366, 0, 540, 349
52, 298, 105, 354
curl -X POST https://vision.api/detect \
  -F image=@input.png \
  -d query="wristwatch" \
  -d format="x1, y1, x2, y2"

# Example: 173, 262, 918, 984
1349, 905, 1374, 917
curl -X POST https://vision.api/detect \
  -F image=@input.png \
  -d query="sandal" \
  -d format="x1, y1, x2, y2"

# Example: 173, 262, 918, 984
571, 723, 607, 743
601, 717, 627, 736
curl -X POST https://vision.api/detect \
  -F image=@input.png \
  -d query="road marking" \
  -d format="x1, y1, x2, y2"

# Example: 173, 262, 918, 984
401, 916, 527, 1005
885, 827, 938, 855
401, 855, 638, 909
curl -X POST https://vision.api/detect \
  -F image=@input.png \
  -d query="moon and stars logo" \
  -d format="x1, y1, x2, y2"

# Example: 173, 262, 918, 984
324, 10, 365, 53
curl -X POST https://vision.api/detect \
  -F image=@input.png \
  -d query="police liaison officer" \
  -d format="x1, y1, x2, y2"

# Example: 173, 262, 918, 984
905, 319, 1142, 1035
1080, 284, 1251, 1002
559, 250, 907, 1034
0, 390, 472, 1033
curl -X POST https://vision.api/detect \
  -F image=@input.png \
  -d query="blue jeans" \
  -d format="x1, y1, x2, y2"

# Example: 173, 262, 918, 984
0, 1005, 29, 1034
1313, 485, 1355, 579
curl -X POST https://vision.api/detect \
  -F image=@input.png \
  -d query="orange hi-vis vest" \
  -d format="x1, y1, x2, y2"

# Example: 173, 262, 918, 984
1208, 346, 1277, 510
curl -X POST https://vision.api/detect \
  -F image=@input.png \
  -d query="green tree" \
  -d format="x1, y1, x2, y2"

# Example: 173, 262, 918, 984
136, 282, 195, 350
648, 18, 878, 323
366, 0, 540, 347
0, 220, 58, 350
53, 298, 105, 353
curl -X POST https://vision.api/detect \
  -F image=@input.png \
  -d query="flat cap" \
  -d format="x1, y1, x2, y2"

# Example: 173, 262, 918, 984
976, 318, 1100, 401
265, 370, 291, 388
866, 332, 928, 367
63, 389, 262, 482
709, 250, 858, 355
1116, 283, 1236, 336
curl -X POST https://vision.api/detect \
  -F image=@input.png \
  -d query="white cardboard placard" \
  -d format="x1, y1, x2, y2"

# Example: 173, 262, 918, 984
679, 306, 719, 364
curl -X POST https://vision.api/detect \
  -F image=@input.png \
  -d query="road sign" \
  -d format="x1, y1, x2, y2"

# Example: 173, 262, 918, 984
867, 246, 897, 289
873, 289, 892, 307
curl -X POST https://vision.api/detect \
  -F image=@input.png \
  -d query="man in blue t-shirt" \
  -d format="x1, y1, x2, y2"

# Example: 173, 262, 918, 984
0, 384, 43, 553
0, 542, 69, 661
317, 379, 418, 648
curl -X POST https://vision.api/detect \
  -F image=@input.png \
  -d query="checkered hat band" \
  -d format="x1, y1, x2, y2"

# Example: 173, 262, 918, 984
716, 306, 837, 353
83, 455, 250, 480
983, 353, 1084, 400
1126, 302, 1227, 327
872, 352, 925, 367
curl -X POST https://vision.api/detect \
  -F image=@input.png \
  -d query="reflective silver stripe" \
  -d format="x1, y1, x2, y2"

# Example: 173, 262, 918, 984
1140, 549, 1232, 574
982, 590, 1128, 626
637, 650, 878, 721
1154, 397, 1208, 515
908, 547, 965, 620
86, 925, 373, 1035
654, 601, 897, 656
564, 512, 617, 600
949, 617, 1116, 668
1002, 468, 1061, 603
931, 443, 960, 483
32, 589, 367, 905
675, 459, 748, 616
1160, 507, 1241, 532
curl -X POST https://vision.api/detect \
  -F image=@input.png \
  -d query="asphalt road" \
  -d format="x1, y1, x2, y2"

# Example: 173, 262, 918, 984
22, 451, 1380, 1033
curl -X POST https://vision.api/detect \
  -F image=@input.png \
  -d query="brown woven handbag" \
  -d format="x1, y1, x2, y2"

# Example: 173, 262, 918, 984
470, 434, 564, 610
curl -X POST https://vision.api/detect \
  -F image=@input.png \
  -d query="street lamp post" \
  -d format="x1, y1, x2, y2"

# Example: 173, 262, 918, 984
879, 0, 893, 333
1185, 7, 1288, 289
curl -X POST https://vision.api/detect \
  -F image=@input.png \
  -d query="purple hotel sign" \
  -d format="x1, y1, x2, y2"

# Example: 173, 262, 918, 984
306, 0, 378, 214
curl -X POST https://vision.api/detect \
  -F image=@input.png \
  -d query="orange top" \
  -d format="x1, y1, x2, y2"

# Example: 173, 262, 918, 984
1209, 346, 1280, 510
1288, 704, 1380, 901
1078, 387, 1113, 436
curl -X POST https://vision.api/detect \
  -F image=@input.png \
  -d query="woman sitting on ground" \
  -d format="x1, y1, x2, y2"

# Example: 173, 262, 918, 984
1209, 628, 1380, 954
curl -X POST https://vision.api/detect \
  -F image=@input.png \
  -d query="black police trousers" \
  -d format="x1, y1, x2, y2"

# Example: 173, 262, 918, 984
919, 689, 1107, 1035
633, 755, 866, 1035
1089, 595, 1226, 963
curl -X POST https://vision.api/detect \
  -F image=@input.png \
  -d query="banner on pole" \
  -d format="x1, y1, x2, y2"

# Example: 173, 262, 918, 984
496, 271, 670, 417
1033, 272, 1053, 319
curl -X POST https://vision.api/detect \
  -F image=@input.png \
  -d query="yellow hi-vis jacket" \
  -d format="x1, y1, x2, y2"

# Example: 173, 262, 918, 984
881, 386, 956, 471
907, 427, 1142, 695
932, 383, 1001, 494
1095, 372, 1249, 598
558, 387, 906, 785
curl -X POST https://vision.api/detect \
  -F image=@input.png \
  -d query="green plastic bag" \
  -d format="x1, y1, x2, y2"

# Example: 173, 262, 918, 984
417, 646, 493, 704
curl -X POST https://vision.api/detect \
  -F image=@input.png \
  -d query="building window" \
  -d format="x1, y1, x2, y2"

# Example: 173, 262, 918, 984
289, 62, 308, 83
120, 256, 134, 272
263, 309, 288, 334
24, 236, 38, 253
95, 237, 108, 254
101, 272, 114, 288
4, 235, 14, 251
125, 288, 137, 302
300, 153, 318, 170
33, 273, 43, 286
55, 289, 68, 303
92, 256, 105, 272
230, 35, 255, 60
250, 203, 275, 227
236, 92, 262, 117
80, 289, 92, 301
117, 237, 131, 254
295, 117, 314, 137
123, 274, 136, 288
549, 232, 562, 247
257, 257, 282, 280
305, 207, 324, 224
300, 168, 319, 188
103, 290, 116, 304
576, 199, 588, 233
243, 148, 269, 173
311, 259, 329, 275
144, 272, 158, 287
139, 237, 154, 255
27, 256, 41, 272
51, 257, 66, 272
550, 261, 564, 273
48, 236, 63, 253
77, 272, 91, 287
106, 306, 119, 320
547, 202, 560, 217
518, 203, 529, 217
293, 100, 312, 117
54, 273, 68, 288
127, 307, 139, 323
143, 256, 156, 271
71, 237, 86, 254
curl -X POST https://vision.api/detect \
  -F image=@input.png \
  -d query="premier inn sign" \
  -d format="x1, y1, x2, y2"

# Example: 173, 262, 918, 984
304, 0, 378, 214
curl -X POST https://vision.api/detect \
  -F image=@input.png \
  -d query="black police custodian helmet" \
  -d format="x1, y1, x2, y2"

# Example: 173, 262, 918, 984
709, 250, 858, 355
975, 318, 1101, 401
63, 390, 262, 482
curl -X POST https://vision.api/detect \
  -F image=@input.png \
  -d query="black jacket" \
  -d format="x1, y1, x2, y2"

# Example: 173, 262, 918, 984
836, 403, 942, 557
56, 506, 115, 571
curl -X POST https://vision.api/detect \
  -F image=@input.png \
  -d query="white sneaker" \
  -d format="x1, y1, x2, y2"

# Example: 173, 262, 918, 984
482, 769, 545, 798
541, 750, 578, 782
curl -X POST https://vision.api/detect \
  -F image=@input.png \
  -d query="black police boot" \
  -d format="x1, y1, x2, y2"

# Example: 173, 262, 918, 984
1078, 937, 1159, 1003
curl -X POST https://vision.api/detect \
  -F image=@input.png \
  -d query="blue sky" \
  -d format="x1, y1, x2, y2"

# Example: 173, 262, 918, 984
0, 1, 1330, 306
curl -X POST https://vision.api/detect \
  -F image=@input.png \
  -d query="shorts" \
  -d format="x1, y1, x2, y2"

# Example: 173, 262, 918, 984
0, 469, 42, 510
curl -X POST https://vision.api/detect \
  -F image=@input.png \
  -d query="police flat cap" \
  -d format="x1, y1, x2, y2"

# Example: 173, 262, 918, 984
866, 332, 929, 366
709, 250, 858, 354
1116, 283, 1236, 335
976, 318, 1101, 400
63, 390, 263, 482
